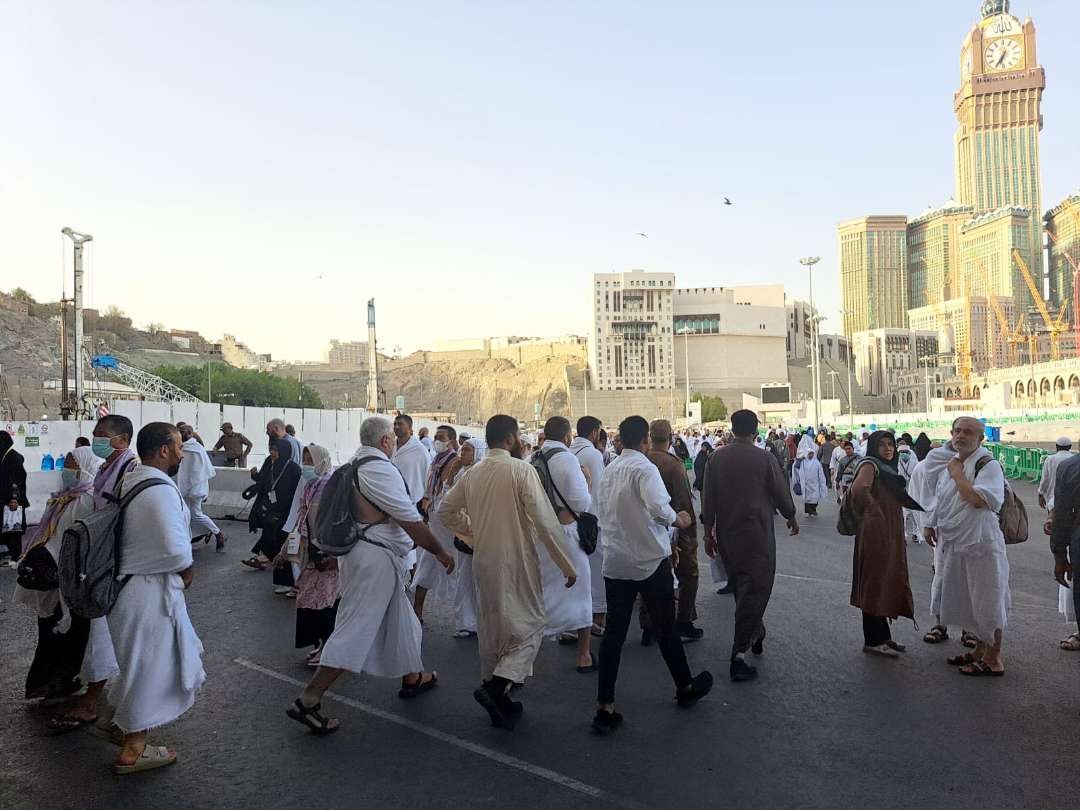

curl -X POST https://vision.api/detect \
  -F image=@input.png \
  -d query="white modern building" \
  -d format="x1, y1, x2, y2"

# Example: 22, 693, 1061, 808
590, 270, 675, 391
672, 285, 788, 401
852, 328, 940, 406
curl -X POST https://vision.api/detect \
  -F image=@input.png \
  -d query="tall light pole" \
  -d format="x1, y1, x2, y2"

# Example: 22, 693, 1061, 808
840, 307, 855, 431
678, 327, 692, 420
800, 257, 822, 426
62, 227, 93, 414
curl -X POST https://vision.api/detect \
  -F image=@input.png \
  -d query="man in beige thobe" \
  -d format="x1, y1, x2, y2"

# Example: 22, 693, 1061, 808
438, 414, 577, 730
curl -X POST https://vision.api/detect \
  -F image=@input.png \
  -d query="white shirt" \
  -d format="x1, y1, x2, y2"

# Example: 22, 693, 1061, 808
356, 446, 423, 556
177, 437, 216, 500
569, 436, 605, 513
391, 435, 431, 505
596, 449, 677, 581
3, 506, 23, 533
1039, 450, 1073, 510
536, 440, 591, 515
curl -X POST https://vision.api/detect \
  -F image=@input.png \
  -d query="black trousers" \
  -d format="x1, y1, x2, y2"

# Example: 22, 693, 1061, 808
598, 559, 692, 705
862, 613, 892, 647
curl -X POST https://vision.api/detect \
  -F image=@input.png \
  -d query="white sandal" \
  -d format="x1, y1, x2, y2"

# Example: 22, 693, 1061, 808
113, 744, 177, 775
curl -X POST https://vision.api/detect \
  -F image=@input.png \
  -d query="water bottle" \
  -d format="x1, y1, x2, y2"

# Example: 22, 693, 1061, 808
41, 453, 55, 471
55, 454, 65, 469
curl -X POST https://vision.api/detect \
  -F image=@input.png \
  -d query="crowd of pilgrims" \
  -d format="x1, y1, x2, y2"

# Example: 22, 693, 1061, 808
4, 403, 1078, 772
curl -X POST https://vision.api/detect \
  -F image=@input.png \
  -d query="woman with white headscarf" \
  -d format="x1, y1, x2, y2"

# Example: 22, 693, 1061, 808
13, 447, 99, 700
279, 444, 338, 666
450, 438, 486, 638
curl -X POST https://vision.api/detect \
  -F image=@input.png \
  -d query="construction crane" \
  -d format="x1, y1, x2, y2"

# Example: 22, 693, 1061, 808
971, 258, 1026, 367
90, 354, 200, 403
1013, 248, 1068, 361
1045, 226, 1080, 358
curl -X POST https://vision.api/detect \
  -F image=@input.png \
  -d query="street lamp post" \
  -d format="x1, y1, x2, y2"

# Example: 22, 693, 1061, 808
800, 257, 822, 427
840, 308, 855, 431
678, 327, 692, 420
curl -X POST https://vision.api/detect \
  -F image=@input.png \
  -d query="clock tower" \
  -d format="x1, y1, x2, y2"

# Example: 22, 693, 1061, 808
954, 0, 1045, 293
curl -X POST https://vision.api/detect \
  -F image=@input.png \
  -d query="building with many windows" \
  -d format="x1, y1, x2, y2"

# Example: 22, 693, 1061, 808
907, 202, 974, 309
852, 329, 940, 406
838, 215, 909, 335
1045, 193, 1080, 318
590, 270, 675, 391
327, 340, 370, 369
959, 205, 1033, 312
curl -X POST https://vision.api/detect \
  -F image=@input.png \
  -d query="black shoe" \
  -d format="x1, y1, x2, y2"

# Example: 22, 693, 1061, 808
473, 687, 516, 730
591, 709, 624, 735
751, 626, 766, 656
641, 629, 654, 647
677, 622, 704, 642
715, 582, 734, 596
497, 694, 524, 717
729, 657, 758, 683
676, 672, 714, 707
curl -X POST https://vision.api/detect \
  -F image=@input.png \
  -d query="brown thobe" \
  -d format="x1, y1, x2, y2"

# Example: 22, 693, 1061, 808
437, 449, 576, 683
642, 450, 699, 625
701, 441, 795, 655
849, 464, 914, 620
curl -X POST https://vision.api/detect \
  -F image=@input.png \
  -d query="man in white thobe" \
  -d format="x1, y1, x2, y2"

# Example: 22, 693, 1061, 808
288, 416, 454, 736
1039, 437, 1073, 511
391, 413, 431, 570
108, 422, 204, 774
176, 423, 225, 551
437, 415, 576, 731
533, 416, 594, 671
924, 417, 1011, 675
571, 416, 607, 635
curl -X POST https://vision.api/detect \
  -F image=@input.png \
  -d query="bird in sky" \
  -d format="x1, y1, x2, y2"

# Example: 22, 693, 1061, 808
723, 197, 733, 206
636, 232, 648, 238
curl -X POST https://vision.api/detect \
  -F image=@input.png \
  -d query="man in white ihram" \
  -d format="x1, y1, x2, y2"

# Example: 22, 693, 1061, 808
923, 416, 1011, 677
287, 416, 454, 735
108, 422, 204, 774
570, 415, 607, 637
176, 423, 226, 551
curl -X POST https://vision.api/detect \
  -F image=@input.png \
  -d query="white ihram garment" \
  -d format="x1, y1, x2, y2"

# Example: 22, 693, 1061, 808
793, 457, 827, 505
177, 437, 219, 538
535, 441, 593, 635
107, 466, 204, 732
390, 436, 430, 570
318, 446, 424, 677
926, 447, 1011, 640
412, 483, 458, 598
570, 437, 607, 614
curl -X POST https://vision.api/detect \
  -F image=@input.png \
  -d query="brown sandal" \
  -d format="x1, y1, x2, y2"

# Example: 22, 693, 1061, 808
923, 626, 949, 644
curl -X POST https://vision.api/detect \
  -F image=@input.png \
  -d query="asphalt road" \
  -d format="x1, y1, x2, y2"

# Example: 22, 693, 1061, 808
1, 480, 1074, 809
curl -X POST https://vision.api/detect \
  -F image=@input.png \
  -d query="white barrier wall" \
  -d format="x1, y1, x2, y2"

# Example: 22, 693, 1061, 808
7, 403, 477, 522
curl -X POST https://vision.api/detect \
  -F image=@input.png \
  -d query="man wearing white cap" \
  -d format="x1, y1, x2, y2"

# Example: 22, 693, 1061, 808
1039, 437, 1074, 512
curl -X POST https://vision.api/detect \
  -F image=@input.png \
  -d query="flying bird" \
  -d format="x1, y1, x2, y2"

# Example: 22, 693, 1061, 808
636, 232, 648, 238
723, 197, 733, 206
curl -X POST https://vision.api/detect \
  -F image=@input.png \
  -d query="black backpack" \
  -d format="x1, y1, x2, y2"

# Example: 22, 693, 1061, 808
530, 447, 598, 555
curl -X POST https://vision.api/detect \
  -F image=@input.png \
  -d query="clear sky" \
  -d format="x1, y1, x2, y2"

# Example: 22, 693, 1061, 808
3, 1, 1078, 361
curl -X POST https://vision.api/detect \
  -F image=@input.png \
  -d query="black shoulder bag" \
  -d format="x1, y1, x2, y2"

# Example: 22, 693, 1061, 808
539, 450, 599, 555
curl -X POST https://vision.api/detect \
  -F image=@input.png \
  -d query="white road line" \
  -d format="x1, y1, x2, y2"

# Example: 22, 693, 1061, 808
233, 657, 644, 809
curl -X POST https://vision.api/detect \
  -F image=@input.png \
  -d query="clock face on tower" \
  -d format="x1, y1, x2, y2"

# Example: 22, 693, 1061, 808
984, 37, 1022, 72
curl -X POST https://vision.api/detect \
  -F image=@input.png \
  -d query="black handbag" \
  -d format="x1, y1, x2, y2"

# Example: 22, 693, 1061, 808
16, 545, 59, 591
545, 464, 599, 555
453, 537, 474, 556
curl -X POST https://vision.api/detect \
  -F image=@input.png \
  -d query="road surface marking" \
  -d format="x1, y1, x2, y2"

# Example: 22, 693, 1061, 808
234, 657, 644, 809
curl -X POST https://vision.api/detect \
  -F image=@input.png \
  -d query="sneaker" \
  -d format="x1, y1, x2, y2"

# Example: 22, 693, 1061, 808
273, 586, 292, 595
863, 644, 900, 658
591, 709, 624, 735
640, 629, 654, 647
729, 657, 759, 682
677, 622, 704, 642
676, 672, 714, 707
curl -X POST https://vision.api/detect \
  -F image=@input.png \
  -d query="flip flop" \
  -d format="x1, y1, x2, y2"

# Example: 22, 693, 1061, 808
398, 672, 438, 699
286, 699, 339, 735
959, 661, 1004, 677
947, 653, 977, 667
46, 714, 98, 735
113, 745, 177, 775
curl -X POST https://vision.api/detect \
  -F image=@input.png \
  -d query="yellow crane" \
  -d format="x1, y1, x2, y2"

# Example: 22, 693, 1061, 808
1012, 248, 1068, 361
972, 259, 1022, 367
1045, 225, 1080, 359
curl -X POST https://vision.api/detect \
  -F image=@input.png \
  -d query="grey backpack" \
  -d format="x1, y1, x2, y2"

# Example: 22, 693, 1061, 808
312, 456, 396, 557
58, 478, 171, 619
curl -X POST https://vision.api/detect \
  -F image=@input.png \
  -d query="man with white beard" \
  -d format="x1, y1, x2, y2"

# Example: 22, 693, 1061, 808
176, 423, 226, 551
570, 416, 607, 637
924, 417, 1011, 676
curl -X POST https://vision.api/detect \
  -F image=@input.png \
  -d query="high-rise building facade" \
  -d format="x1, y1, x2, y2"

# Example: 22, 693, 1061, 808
1045, 193, 1080, 316
959, 206, 1032, 309
907, 203, 974, 309
954, 0, 1045, 283
838, 215, 909, 335
327, 339, 370, 369
852, 328, 940, 406
590, 270, 675, 391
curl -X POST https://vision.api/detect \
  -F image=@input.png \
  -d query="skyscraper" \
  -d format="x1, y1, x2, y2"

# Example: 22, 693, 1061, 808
838, 215, 909, 335
954, 0, 1045, 298
1045, 193, 1080, 317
